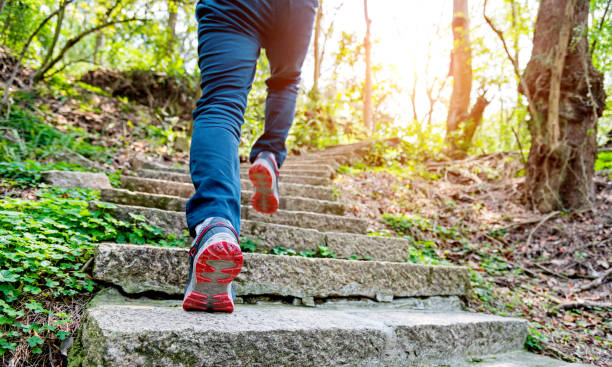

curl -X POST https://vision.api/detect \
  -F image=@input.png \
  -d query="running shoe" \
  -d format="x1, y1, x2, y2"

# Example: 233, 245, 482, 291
249, 151, 280, 214
182, 217, 243, 312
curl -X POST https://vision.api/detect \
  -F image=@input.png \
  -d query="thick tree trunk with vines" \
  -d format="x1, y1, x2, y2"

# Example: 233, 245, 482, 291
520, 0, 606, 213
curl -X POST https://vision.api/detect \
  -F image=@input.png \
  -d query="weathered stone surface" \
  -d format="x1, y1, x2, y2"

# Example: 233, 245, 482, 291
241, 222, 414, 262
241, 167, 332, 178
240, 220, 326, 250
100, 188, 187, 212
93, 202, 187, 238
244, 206, 367, 233
95, 202, 366, 237
70, 289, 528, 367
275, 194, 344, 215
472, 351, 593, 366
243, 180, 338, 201
93, 202, 417, 261
42, 170, 111, 190
93, 243, 471, 299
120, 176, 194, 198
130, 157, 187, 173
325, 233, 414, 262
99, 188, 344, 215
135, 169, 191, 183
121, 175, 337, 201
136, 168, 331, 186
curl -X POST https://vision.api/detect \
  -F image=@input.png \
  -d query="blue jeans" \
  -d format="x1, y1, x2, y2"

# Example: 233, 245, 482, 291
186, 0, 317, 237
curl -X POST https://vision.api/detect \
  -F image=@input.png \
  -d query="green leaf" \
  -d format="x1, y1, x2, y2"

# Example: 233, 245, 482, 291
27, 335, 43, 347
0, 270, 19, 282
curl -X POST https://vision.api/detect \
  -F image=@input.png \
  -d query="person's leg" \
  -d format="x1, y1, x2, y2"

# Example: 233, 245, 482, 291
249, 0, 318, 168
186, 1, 263, 236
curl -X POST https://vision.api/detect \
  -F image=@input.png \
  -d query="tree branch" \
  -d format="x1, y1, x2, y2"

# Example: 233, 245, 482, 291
33, 17, 147, 83
591, 0, 611, 52
483, 0, 539, 126
2, 0, 75, 104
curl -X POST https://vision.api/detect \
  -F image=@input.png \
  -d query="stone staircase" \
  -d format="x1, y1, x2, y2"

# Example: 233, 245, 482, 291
69, 143, 590, 366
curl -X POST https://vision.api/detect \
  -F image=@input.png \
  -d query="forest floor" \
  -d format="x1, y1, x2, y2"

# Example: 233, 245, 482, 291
336, 154, 612, 366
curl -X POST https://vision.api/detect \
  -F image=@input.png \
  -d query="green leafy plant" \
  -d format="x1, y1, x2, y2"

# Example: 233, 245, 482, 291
525, 327, 549, 352
0, 105, 110, 163
0, 161, 86, 188
0, 186, 185, 357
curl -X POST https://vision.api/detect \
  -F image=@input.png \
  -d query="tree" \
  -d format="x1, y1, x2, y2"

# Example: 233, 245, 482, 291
363, 0, 373, 134
445, 0, 489, 157
312, 0, 324, 95
167, 0, 178, 56
520, 0, 606, 212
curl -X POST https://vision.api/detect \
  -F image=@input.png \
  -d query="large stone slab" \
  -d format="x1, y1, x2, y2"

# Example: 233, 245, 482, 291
242, 222, 416, 262
93, 243, 471, 299
42, 170, 111, 190
472, 351, 594, 367
99, 188, 345, 215
91, 202, 416, 261
131, 157, 336, 177
70, 290, 527, 367
243, 206, 366, 233
120, 175, 194, 198
120, 175, 337, 201
240, 167, 333, 178
96, 201, 362, 235
325, 232, 416, 261
136, 168, 331, 186
130, 157, 187, 173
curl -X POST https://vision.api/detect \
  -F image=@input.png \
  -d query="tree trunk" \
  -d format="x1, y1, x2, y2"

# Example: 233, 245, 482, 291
311, 0, 323, 95
520, 0, 606, 213
445, 0, 476, 156
93, 33, 104, 64
167, 0, 177, 56
39, 2, 66, 74
363, 0, 373, 134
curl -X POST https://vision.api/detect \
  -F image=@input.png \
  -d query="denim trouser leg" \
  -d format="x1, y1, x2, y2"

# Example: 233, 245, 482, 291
249, 1, 317, 167
187, 0, 317, 237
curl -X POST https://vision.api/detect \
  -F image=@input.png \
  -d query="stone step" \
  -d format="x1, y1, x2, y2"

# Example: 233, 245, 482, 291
240, 167, 333, 178
132, 158, 337, 177
132, 163, 332, 179
94, 243, 471, 300
70, 289, 528, 367
100, 188, 345, 215
97, 202, 368, 235
120, 175, 338, 201
135, 168, 332, 186
241, 221, 417, 262
472, 351, 593, 367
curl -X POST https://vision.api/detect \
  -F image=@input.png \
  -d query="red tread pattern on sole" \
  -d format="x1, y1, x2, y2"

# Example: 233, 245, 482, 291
183, 241, 243, 312
249, 163, 279, 214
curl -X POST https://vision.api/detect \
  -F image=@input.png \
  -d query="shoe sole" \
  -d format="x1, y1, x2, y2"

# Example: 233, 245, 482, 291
249, 162, 279, 214
182, 241, 243, 312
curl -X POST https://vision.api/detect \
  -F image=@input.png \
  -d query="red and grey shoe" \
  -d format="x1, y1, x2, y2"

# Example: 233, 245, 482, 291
249, 151, 280, 214
183, 217, 243, 312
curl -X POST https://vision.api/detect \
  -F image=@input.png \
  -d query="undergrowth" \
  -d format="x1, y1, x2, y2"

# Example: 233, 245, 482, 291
0, 104, 110, 163
0, 186, 186, 359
